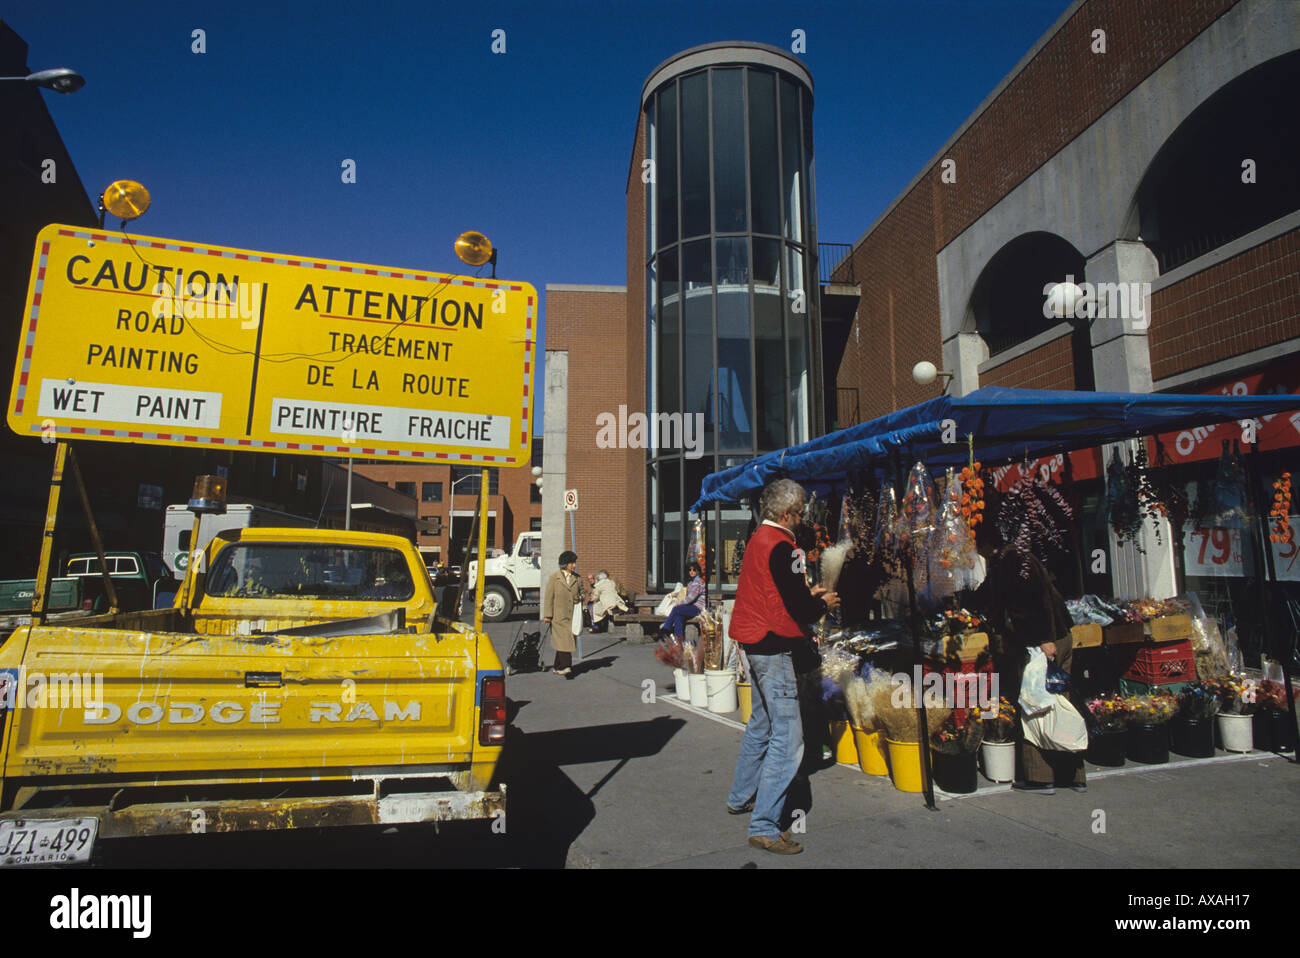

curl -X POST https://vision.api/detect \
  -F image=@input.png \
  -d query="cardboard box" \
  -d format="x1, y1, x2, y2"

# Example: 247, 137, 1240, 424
1103, 622, 1145, 645
1146, 613, 1194, 642
1071, 623, 1103, 648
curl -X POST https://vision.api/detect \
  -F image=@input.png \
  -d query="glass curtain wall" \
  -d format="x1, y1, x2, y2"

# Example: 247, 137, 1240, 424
645, 59, 817, 590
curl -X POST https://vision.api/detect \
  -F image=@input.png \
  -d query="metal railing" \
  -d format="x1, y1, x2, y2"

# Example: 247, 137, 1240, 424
818, 243, 855, 285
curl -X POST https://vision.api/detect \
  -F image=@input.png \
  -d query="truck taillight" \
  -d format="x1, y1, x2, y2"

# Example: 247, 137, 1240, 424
479, 675, 506, 746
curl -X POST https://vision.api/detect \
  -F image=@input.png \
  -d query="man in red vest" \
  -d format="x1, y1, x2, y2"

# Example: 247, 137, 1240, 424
726, 479, 839, 854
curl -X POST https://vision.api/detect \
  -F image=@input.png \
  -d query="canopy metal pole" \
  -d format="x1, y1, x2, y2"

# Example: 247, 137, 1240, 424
896, 448, 936, 810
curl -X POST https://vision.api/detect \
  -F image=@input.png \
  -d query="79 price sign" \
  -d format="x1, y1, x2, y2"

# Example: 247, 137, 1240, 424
1182, 518, 1300, 581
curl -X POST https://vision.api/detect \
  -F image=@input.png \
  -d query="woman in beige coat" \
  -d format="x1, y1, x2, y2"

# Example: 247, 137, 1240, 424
543, 550, 581, 676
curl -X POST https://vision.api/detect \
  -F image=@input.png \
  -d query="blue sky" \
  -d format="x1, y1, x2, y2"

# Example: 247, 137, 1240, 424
11, 0, 1072, 435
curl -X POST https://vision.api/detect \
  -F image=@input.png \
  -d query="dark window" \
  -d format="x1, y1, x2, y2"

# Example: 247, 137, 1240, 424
530, 483, 542, 503
658, 247, 681, 417
712, 68, 747, 233
683, 240, 714, 451
394, 481, 416, 498
748, 70, 780, 236
680, 72, 711, 239
421, 481, 442, 503
206, 544, 414, 601
780, 77, 803, 242
529, 517, 542, 532
656, 85, 678, 248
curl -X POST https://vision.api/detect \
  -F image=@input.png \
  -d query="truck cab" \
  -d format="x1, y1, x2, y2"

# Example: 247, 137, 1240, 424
466, 532, 541, 622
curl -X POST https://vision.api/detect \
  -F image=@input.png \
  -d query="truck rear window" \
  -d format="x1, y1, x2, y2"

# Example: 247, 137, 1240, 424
205, 544, 416, 601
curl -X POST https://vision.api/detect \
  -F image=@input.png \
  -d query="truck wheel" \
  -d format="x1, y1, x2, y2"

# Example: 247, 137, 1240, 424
481, 585, 513, 622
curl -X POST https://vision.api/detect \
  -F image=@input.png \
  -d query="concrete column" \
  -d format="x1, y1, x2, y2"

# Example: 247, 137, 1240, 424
1086, 241, 1174, 599
944, 331, 989, 397
542, 351, 569, 583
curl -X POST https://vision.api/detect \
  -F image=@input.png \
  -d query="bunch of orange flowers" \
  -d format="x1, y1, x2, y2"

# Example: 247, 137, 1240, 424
959, 462, 985, 534
1270, 472, 1293, 545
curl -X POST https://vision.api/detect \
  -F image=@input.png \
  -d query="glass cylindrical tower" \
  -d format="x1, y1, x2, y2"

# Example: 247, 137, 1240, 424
643, 43, 819, 591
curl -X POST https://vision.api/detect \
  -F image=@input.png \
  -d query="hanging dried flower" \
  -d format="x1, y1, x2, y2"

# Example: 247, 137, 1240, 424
996, 474, 1073, 578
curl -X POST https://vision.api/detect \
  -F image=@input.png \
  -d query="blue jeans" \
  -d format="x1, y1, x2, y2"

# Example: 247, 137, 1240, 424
662, 602, 700, 638
727, 651, 804, 839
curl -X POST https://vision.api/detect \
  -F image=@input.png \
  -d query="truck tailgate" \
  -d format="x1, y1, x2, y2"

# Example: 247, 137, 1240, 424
3, 625, 480, 779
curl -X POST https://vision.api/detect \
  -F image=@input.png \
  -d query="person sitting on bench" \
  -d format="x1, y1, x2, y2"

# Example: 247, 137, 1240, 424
589, 570, 628, 632
659, 562, 706, 639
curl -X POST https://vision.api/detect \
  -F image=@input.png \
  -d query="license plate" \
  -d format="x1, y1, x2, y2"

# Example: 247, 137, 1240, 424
0, 817, 98, 866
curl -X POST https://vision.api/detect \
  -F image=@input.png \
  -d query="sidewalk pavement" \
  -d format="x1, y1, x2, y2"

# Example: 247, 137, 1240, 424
487, 621, 1299, 869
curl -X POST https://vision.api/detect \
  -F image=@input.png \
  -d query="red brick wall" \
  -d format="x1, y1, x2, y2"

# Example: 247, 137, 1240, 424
840, 187, 946, 421
1149, 228, 1300, 381
979, 333, 1078, 390
545, 287, 641, 590
934, 0, 1237, 248
836, 0, 1242, 417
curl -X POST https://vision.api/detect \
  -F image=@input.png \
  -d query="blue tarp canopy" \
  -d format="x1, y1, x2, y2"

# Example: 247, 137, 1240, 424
690, 386, 1300, 511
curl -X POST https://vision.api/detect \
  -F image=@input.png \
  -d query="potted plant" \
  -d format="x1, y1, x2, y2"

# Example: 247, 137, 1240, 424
972, 696, 1016, 782
684, 638, 708, 707
654, 635, 690, 701
1084, 694, 1129, 767
844, 669, 892, 775
930, 712, 984, 793
872, 683, 951, 793
1124, 694, 1177, 764
1209, 675, 1256, 752
1255, 677, 1298, 754
1169, 683, 1219, 758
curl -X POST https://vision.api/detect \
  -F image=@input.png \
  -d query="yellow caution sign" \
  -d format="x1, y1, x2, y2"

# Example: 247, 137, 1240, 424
8, 224, 536, 464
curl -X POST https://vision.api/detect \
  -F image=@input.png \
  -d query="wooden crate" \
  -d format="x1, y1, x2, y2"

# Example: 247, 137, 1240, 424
1070, 623, 1103, 648
1146, 613, 1194, 642
1103, 622, 1145, 645
953, 631, 989, 662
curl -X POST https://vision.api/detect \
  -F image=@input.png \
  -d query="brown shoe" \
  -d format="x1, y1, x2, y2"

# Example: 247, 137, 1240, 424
748, 834, 803, 855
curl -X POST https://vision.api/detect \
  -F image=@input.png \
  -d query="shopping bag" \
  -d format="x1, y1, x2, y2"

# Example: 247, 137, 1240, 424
1019, 647, 1054, 716
571, 603, 584, 661
1045, 659, 1071, 694
654, 585, 683, 618
1021, 694, 1089, 752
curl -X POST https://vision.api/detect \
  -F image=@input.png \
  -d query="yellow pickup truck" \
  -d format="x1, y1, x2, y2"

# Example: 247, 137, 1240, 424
0, 527, 506, 866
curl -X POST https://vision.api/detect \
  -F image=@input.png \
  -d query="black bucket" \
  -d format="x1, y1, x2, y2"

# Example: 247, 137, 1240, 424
1086, 728, 1126, 767
1264, 710, 1297, 754
1168, 715, 1215, 758
1253, 710, 1277, 752
931, 750, 978, 794
1125, 723, 1170, 765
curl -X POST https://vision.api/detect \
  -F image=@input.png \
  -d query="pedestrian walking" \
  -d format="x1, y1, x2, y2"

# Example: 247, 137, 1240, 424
726, 479, 839, 854
543, 550, 582, 677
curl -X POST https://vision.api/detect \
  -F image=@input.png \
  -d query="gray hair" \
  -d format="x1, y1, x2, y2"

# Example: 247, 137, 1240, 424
759, 479, 807, 521
596, 570, 608, 581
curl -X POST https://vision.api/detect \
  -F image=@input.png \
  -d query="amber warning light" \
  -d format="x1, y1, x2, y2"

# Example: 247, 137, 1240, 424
188, 475, 227, 515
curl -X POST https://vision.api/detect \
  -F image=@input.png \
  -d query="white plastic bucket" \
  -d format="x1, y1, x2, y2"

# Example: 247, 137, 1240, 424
1217, 712, 1253, 753
688, 672, 708, 708
674, 668, 690, 701
981, 740, 1015, 783
705, 668, 738, 713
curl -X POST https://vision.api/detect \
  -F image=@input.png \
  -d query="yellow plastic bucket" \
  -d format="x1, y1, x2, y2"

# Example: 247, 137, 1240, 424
852, 726, 889, 776
830, 721, 859, 765
886, 739, 924, 793
738, 683, 752, 724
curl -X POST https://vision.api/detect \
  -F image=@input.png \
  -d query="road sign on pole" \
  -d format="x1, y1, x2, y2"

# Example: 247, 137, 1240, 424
9, 224, 537, 464
563, 489, 578, 511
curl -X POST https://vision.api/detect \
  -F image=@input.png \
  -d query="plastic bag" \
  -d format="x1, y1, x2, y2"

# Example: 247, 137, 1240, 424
654, 584, 683, 618
1019, 647, 1054, 716
1046, 660, 1071, 694
1021, 694, 1089, 752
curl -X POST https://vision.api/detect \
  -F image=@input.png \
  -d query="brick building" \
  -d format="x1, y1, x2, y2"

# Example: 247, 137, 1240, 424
352, 441, 542, 568
548, 0, 1298, 605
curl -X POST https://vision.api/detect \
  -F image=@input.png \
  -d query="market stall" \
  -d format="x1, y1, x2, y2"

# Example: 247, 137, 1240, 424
688, 387, 1300, 807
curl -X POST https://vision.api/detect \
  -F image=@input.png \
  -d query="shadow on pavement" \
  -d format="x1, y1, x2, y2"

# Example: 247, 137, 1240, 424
95, 714, 687, 869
